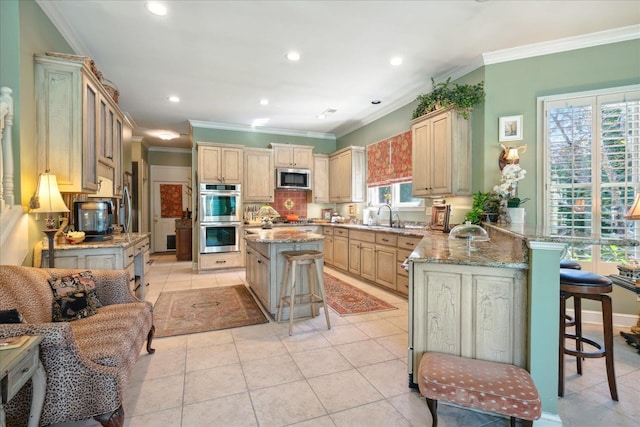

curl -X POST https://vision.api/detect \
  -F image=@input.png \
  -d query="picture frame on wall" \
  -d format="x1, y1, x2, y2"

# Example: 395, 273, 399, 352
499, 115, 523, 142
430, 205, 451, 232
322, 208, 333, 221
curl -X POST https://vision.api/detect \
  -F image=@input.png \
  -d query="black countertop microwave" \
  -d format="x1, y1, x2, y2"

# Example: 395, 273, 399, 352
276, 168, 311, 190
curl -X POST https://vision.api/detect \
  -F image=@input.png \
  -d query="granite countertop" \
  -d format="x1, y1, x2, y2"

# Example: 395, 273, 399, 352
483, 223, 640, 247
45, 233, 150, 250
321, 222, 429, 237
244, 229, 324, 243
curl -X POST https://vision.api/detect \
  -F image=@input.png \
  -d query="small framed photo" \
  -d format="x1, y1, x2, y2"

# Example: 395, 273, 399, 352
322, 208, 333, 221
499, 115, 523, 142
431, 205, 451, 232
348, 204, 356, 217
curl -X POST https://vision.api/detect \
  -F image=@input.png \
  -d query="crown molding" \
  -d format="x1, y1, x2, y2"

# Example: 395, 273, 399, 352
483, 25, 640, 65
188, 120, 336, 141
36, 0, 92, 56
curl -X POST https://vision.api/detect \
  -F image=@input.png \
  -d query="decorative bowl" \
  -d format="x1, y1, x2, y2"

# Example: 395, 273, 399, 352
66, 232, 86, 244
286, 214, 299, 222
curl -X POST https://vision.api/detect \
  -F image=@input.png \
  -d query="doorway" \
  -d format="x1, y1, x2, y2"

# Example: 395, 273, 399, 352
150, 166, 191, 253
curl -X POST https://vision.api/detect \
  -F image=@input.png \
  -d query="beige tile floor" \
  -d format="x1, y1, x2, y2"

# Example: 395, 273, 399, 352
52, 254, 640, 427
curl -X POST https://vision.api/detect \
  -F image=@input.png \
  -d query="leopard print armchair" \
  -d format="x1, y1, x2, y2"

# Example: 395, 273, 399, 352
0, 265, 155, 427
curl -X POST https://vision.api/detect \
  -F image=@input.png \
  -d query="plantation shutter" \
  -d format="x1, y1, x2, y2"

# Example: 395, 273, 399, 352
544, 88, 640, 262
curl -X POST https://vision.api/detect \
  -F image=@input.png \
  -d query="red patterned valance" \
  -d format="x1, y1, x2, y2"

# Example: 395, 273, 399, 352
366, 130, 412, 187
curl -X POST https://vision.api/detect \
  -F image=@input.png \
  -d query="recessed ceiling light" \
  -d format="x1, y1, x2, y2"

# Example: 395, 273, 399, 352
156, 130, 178, 140
145, 2, 167, 16
285, 51, 301, 62
168, 96, 180, 103
317, 108, 337, 119
390, 57, 403, 66
252, 118, 270, 127
371, 100, 381, 105
260, 99, 269, 106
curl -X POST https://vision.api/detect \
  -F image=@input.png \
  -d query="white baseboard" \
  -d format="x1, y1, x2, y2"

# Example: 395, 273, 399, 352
535, 411, 563, 426
565, 308, 638, 328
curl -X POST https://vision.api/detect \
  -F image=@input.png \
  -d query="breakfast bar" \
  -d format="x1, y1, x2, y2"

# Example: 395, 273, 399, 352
244, 228, 324, 320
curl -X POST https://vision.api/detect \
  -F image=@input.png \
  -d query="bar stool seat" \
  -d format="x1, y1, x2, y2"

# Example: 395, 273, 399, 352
277, 250, 331, 336
558, 268, 617, 401
560, 259, 581, 270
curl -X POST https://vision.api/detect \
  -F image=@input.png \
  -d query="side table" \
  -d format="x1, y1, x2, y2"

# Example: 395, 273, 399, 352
609, 274, 640, 354
0, 335, 46, 427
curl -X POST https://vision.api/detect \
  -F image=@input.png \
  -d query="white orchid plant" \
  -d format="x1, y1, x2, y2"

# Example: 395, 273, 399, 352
493, 164, 528, 207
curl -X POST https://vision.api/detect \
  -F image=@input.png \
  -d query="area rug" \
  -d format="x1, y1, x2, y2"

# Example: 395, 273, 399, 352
323, 273, 397, 316
153, 285, 268, 337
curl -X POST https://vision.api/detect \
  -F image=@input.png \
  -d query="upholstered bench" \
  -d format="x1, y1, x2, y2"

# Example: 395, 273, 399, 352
417, 352, 541, 426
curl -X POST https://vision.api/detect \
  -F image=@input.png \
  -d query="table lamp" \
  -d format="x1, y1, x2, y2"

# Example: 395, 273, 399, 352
623, 194, 640, 338
29, 171, 69, 267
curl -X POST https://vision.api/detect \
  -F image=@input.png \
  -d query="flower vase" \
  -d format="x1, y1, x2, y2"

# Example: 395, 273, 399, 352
507, 207, 526, 224
498, 199, 511, 224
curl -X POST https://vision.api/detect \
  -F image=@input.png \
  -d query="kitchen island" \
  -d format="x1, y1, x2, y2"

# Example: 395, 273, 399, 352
38, 233, 151, 298
244, 228, 324, 320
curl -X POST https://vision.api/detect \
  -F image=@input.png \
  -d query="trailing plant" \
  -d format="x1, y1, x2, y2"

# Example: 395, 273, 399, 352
412, 77, 485, 120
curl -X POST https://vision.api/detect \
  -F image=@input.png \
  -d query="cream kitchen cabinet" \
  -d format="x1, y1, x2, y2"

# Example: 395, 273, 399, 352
329, 146, 365, 203
322, 227, 334, 265
409, 262, 528, 385
332, 228, 349, 271
375, 232, 397, 290
243, 148, 274, 202
411, 107, 471, 198
270, 143, 313, 169
348, 229, 375, 277
311, 154, 330, 203
197, 143, 243, 184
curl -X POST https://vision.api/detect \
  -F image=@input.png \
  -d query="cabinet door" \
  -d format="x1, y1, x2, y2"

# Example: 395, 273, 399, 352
411, 119, 431, 197
328, 155, 341, 202
85, 254, 118, 270
350, 148, 365, 203
273, 146, 294, 167
430, 112, 452, 195
113, 117, 123, 197
312, 155, 329, 203
221, 147, 243, 183
333, 236, 349, 271
82, 77, 100, 192
199, 146, 222, 182
360, 241, 376, 282
348, 240, 361, 275
293, 148, 313, 169
375, 245, 396, 289
323, 236, 334, 265
244, 149, 274, 202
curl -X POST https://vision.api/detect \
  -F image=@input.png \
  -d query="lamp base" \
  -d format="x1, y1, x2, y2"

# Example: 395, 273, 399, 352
43, 229, 57, 268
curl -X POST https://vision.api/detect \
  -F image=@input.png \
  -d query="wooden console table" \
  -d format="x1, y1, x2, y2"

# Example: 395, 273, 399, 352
1, 335, 46, 427
609, 275, 640, 354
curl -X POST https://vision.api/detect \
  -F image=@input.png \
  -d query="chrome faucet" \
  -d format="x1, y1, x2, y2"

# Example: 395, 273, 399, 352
377, 203, 393, 227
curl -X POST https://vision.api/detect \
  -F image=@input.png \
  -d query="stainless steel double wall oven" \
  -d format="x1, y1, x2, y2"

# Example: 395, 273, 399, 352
199, 183, 241, 254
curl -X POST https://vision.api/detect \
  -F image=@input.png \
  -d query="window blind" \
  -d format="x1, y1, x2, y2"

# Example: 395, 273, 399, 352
366, 131, 412, 187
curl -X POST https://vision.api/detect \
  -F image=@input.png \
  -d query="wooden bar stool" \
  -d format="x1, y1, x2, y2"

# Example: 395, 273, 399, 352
277, 250, 331, 336
558, 268, 618, 400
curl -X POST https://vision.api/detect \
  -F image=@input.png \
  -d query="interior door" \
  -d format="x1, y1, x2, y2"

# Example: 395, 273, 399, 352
151, 166, 191, 252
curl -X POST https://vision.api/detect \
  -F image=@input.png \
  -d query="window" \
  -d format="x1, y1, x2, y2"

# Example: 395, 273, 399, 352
543, 86, 640, 270
368, 182, 423, 209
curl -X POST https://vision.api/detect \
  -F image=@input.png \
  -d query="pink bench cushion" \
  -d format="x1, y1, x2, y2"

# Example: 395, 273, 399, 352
418, 352, 541, 421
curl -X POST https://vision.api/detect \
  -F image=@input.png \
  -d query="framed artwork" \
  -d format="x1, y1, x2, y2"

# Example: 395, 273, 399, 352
430, 205, 451, 232
322, 208, 333, 221
348, 204, 356, 216
499, 115, 523, 142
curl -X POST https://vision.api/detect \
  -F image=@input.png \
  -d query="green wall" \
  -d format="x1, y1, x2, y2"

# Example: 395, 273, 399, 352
191, 126, 336, 154
148, 149, 192, 167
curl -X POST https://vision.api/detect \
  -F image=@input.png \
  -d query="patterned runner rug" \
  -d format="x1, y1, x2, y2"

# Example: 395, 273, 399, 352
153, 285, 268, 337
324, 273, 397, 316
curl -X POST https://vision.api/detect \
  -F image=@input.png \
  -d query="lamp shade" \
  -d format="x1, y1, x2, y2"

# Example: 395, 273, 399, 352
506, 148, 520, 161
30, 173, 69, 214
625, 194, 640, 220
258, 204, 279, 218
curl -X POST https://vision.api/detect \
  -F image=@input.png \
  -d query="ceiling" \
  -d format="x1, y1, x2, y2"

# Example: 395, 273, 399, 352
37, 1, 640, 149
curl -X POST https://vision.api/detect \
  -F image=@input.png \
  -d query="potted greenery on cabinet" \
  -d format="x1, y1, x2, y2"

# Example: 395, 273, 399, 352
412, 77, 485, 120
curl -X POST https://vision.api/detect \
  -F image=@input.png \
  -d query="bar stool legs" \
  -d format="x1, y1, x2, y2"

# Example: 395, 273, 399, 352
558, 268, 618, 401
277, 250, 331, 336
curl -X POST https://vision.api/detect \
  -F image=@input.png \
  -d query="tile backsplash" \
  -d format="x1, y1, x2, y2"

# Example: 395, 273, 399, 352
273, 189, 308, 217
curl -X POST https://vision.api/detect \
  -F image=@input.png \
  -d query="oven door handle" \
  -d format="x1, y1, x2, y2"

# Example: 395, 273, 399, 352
200, 221, 242, 227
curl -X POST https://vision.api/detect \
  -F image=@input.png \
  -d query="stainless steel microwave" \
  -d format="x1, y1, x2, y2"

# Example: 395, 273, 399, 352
276, 168, 311, 190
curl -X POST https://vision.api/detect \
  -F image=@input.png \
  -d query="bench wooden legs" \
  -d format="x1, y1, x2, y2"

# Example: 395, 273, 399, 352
94, 405, 124, 427
426, 398, 532, 427
146, 325, 156, 354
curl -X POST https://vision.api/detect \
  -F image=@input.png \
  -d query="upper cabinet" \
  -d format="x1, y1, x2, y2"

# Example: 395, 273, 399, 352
197, 143, 243, 184
411, 107, 471, 198
311, 154, 329, 204
35, 54, 127, 194
270, 143, 313, 169
244, 148, 274, 202
329, 146, 365, 203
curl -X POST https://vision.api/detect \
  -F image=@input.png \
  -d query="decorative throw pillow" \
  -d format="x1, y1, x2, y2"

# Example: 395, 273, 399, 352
48, 271, 102, 322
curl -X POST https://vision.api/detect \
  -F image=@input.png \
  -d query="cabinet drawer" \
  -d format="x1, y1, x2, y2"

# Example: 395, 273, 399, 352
6, 346, 39, 401
135, 238, 150, 255
397, 235, 422, 251
349, 229, 375, 242
376, 233, 397, 246
323, 227, 334, 236
397, 248, 413, 262
199, 252, 243, 270
143, 250, 151, 275
125, 245, 135, 266
396, 274, 409, 295
126, 263, 136, 293
334, 228, 348, 237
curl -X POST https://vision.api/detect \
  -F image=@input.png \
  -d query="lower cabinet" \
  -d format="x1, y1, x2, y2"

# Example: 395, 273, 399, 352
408, 262, 528, 387
323, 227, 334, 265
375, 233, 397, 290
333, 229, 349, 271
198, 252, 244, 270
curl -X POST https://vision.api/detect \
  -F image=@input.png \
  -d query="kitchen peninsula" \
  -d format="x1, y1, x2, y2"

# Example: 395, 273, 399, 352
244, 228, 324, 320
38, 233, 151, 298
